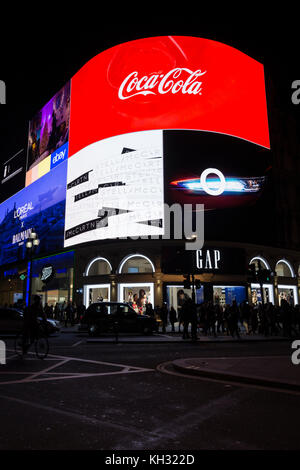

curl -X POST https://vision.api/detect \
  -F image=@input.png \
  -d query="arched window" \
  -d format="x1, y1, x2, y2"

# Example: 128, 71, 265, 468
118, 254, 155, 274
249, 256, 270, 270
86, 257, 112, 276
275, 259, 295, 277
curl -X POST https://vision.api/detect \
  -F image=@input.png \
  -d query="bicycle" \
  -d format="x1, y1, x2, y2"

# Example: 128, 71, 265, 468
15, 321, 49, 359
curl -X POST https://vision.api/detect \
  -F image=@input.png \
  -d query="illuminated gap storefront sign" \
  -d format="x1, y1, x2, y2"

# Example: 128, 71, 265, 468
196, 249, 221, 270
194, 248, 246, 274
162, 246, 246, 275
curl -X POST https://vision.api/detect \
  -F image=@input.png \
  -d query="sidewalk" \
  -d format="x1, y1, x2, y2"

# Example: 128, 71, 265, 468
58, 325, 292, 343
172, 355, 300, 391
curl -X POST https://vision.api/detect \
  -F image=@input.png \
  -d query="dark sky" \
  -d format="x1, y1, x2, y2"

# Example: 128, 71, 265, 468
0, 16, 299, 173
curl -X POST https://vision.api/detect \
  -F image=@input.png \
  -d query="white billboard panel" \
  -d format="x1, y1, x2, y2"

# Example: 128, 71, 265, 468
64, 130, 164, 247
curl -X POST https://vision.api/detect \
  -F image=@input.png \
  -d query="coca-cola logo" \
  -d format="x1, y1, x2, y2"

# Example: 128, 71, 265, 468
118, 67, 207, 100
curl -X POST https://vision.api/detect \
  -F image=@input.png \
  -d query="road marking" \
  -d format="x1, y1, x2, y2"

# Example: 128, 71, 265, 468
71, 340, 84, 347
0, 349, 154, 385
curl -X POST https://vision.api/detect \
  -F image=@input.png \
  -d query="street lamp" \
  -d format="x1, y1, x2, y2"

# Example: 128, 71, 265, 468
26, 229, 40, 306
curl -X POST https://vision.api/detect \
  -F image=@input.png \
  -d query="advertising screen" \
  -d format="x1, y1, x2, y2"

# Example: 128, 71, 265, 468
61, 35, 270, 249
26, 81, 70, 186
64, 130, 164, 247
1, 148, 26, 203
68, 36, 269, 159
0, 160, 67, 266
0, 35, 269, 258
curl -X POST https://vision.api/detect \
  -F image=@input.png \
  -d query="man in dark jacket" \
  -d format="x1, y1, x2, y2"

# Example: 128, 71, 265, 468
182, 297, 198, 340
23, 295, 44, 352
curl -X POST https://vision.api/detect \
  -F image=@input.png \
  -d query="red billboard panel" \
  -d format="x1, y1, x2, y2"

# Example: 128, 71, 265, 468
69, 36, 270, 157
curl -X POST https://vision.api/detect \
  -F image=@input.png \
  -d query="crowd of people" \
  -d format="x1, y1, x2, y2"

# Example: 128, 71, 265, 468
6, 299, 86, 328
4, 294, 300, 339
154, 297, 300, 339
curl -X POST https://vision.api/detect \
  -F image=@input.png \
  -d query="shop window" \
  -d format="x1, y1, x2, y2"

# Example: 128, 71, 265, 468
84, 284, 111, 306
275, 260, 294, 277
86, 257, 112, 276
278, 286, 298, 306
118, 255, 155, 274
213, 286, 246, 307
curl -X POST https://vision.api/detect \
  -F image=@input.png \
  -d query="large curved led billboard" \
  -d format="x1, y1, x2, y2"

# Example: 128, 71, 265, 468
0, 35, 270, 262
68, 35, 270, 156
63, 35, 270, 248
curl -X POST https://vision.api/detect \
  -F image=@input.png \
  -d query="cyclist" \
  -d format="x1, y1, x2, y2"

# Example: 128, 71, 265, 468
22, 295, 45, 353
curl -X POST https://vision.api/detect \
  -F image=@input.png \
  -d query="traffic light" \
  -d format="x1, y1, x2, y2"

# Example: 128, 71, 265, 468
247, 263, 257, 282
257, 269, 272, 283
183, 274, 191, 289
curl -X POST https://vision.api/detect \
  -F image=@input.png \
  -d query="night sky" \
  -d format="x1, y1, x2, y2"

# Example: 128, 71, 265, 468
0, 16, 299, 248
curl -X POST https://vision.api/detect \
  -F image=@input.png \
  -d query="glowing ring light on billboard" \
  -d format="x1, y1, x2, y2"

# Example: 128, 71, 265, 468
200, 168, 226, 196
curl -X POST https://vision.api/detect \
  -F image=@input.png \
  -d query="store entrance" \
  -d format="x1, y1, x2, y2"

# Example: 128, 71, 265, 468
40, 289, 69, 307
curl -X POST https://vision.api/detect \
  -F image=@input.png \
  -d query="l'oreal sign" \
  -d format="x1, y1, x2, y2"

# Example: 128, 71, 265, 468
14, 201, 34, 220
196, 249, 221, 270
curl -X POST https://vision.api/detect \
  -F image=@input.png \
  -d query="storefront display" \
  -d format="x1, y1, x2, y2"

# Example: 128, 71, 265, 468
251, 283, 274, 305
278, 285, 298, 306
84, 284, 110, 306
166, 285, 204, 311
118, 283, 154, 313
213, 286, 246, 307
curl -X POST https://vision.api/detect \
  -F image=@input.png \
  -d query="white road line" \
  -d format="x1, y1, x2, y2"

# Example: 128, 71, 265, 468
0, 351, 155, 385
23, 359, 70, 382
71, 340, 84, 347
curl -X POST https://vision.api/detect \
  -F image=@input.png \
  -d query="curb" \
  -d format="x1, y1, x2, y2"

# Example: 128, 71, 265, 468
85, 336, 290, 344
172, 359, 300, 392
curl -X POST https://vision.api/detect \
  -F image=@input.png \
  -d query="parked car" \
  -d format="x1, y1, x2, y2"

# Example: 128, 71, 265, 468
0, 308, 60, 335
81, 302, 158, 336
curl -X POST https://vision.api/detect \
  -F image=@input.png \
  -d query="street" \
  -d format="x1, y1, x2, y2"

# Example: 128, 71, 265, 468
0, 329, 299, 451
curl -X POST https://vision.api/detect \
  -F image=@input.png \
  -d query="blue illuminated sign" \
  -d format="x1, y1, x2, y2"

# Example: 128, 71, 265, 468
0, 160, 67, 266
50, 142, 69, 170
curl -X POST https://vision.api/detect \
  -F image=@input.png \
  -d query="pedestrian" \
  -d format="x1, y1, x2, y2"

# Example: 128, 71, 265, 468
228, 300, 240, 338
145, 301, 154, 317
160, 303, 168, 333
190, 300, 199, 341
216, 304, 224, 334
77, 301, 86, 323
169, 307, 177, 333
181, 298, 190, 339
64, 301, 73, 327
207, 301, 216, 337
240, 300, 250, 334
22, 295, 44, 351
